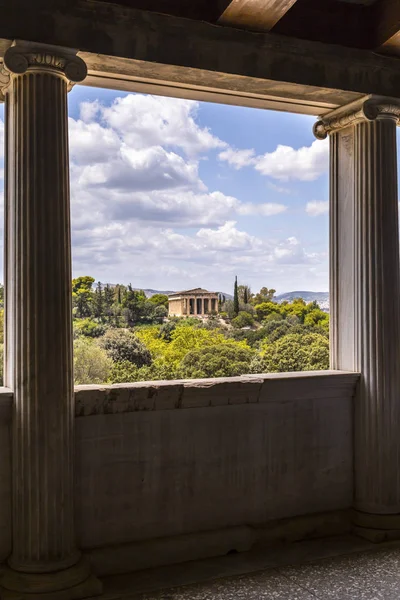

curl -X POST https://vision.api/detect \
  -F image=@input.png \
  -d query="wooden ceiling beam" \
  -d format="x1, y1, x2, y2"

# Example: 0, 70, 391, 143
272, 0, 372, 49
218, 0, 298, 31
373, 0, 400, 56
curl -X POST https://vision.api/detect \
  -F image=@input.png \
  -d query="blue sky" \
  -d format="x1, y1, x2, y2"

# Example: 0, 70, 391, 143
64, 85, 332, 295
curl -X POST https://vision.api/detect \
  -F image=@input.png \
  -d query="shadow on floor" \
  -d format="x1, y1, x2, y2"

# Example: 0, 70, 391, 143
102, 534, 400, 599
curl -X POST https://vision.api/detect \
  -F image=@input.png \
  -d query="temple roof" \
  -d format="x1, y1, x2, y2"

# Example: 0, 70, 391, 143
168, 288, 217, 297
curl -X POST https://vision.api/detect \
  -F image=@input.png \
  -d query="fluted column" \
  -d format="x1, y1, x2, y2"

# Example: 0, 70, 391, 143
314, 96, 400, 534
0, 42, 102, 598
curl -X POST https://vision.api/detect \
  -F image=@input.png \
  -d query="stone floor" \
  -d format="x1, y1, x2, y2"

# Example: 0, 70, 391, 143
103, 536, 400, 599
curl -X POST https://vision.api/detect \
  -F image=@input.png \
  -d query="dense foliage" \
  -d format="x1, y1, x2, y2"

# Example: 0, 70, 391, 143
67, 278, 330, 385
0, 279, 330, 386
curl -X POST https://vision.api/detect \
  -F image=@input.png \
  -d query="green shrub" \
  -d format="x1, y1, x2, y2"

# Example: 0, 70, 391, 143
73, 338, 112, 384
180, 343, 255, 379
73, 318, 106, 338
109, 360, 140, 383
261, 332, 329, 373
231, 311, 254, 329
99, 328, 152, 367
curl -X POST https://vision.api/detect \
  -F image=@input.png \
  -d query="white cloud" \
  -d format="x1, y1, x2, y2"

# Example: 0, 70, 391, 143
218, 147, 256, 169
217, 138, 328, 182
255, 139, 329, 181
271, 236, 318, 265
64, 94, 328, 291
237, 202, 287, 217
76, 146, 202, 192
267, 182, 291, 194
101, 95, 226, 156
69, 118, 121, 165
306, 200, 329, 216
79, 100, 102, 123
196, 221, 261, 251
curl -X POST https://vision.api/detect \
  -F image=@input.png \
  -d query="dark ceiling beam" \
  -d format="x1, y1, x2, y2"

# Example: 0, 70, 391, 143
218, 0, 298, 31
94, 0, 231, 22
0, 0, 400, 107
373, 0, 400, 56
272, 0, 373, 48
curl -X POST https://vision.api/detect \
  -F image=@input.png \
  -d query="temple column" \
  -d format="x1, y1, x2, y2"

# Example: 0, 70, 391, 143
314, 96, 400, 539
0, 42, 102, 598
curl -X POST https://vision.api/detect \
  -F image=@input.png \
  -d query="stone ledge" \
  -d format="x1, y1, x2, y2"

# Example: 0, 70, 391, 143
74, 371, 359, 417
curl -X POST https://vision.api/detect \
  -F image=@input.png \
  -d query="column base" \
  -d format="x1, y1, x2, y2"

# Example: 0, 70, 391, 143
0, 557, 102, 600
352, 510, 400, 543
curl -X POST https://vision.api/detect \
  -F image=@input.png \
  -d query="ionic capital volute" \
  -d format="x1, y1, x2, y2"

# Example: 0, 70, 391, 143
0, 40, 87, 100
313, 95, 400, 140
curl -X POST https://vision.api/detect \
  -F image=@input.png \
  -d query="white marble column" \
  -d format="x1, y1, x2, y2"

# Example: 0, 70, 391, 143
0, 42, 102, 598
314, 96, 400, 530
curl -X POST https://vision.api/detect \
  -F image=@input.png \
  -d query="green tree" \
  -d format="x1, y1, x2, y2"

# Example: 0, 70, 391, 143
233, 276, 239, 316
148, 294, 169, 308
282, 298, 308, 323
238, 285, 252, 305
72, 276, 95, 318
73, 289, 93, 318
115, 284, 125, 306
73, 338, 112, 385
99, 328, 152, 367
73, 318, 106, 338
231, 311, 254, 329
72, 276, 95, 294
158, 320, 177, 341
153, 305, 168, 323
109, 360, 140, 383
255, 301, 283, 321
224, 300, 236, 319
304, 308, 329, 333
92, 281, 104, 319
180, 344, 255, 379
103, 284, 115, 320
261, 332, 329, 373
121, 285, 148, 326
251, 287, 276, 305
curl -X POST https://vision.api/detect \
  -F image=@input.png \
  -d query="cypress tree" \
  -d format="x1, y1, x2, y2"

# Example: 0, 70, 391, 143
93, 281, 104, 319
233, 276, 239, 316
104, 284, 115, 320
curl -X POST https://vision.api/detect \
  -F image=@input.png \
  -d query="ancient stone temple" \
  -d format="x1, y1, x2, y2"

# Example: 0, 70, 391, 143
168, 288, 219, 317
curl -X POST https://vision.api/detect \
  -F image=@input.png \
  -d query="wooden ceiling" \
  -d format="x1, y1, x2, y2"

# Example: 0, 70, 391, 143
96, 0, 400, 56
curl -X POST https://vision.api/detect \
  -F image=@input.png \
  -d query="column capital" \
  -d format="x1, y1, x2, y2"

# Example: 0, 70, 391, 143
313, 95, 400, 140
0, 40, 87, 99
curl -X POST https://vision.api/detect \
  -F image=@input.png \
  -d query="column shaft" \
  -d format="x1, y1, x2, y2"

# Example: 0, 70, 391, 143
330, 112, 400, 514
6, 71, 77, 571
354, 117, 400, 514
0, 42, 101, 599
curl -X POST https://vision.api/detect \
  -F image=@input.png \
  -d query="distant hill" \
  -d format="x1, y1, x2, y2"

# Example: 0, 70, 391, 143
136, 288, 175, 298
275, 291, 329, 311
